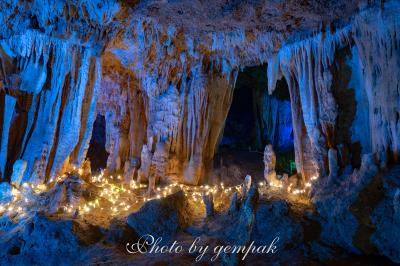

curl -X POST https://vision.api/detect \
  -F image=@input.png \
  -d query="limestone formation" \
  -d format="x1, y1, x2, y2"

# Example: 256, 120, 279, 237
150, 141, 169, 184
221, 174, 259, 265
123, 158, 139, 185
328, 148, 338, 180
228, 192, 239, 214
81, 159, 92, 181
10, 160, 27, 187
202, 193, 214, 217
281, 173, 289, 189
264, 144, 278, 186
0, 1, 397, 187
137, 144, 152, 183
0, 182, 13, 204
0, 95, 16, 179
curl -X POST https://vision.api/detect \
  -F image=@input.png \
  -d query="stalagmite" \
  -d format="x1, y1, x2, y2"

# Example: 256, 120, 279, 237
10, 160, 27, 187
202, 193, 214, 217
150, 141, 169, 185
281, 173, 289, 189
138, 144, 152, 183
263, 145, 278, 186
328, 148, 338, 179
243, 175, 252, 197
228, 192, 239, 214
81, 159, 92, 181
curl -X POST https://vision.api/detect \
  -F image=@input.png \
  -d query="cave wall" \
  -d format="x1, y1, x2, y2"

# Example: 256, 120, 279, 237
352, 5, 400, 164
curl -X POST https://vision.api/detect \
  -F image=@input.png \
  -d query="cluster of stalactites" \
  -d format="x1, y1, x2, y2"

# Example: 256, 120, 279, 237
263, 26, 350, 179
104, 18, 241, 184
263, 1, 399, 179
0, 30, 101, 185
352, 1, 400, 162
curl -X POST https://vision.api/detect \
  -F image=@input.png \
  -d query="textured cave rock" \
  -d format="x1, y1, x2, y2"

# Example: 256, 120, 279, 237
251, 199, 303, 251
0, 182, 13, 204
0, 213, 108, 265
371, 167, 400, 263
220, 175, 259, 265
312, 156, 400, 263
127, 190, 192, 240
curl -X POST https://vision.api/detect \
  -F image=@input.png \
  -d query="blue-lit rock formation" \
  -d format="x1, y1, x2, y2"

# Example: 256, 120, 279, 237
0, 0, 398, 186
0, 0, 399, 265
0, 31, 101, 184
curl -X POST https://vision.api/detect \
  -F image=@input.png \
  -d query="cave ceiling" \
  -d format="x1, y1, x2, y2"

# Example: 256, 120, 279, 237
1, 0, 365, 46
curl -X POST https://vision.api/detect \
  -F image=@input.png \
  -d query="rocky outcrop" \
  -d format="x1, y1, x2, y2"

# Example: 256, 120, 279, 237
127, 190, 192, 240
221, 175, 259, 265
251, 199, 303, 250
312, 154, 379, 253
370, 167, 400, 263
0, 213, 106, 265
312, 155, 400, 263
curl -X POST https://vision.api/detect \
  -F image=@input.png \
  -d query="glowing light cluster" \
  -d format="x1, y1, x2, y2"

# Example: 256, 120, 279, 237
0, 168, 319, 220
260, 175, 319, 196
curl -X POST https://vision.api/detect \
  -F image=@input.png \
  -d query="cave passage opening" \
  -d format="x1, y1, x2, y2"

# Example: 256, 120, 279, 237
218, 64, 296, 176
269, 77, 296, 175
86, 114, 109, 174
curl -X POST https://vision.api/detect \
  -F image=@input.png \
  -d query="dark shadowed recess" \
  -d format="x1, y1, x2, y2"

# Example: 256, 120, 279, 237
218, 64, 295, 175
86, 114, 109, 173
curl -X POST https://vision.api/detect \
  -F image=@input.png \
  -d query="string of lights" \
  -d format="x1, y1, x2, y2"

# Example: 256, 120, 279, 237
0, 169, 318, 219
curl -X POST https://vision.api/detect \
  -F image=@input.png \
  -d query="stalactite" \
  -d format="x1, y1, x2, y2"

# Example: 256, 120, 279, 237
274, 26, 351, 179
0, 95, 16, 179
71, 58, 101, 165
267, 54, 280, 95
50, 48, 92, 178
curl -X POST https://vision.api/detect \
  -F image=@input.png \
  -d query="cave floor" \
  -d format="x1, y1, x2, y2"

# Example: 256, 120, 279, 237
0, 176, 396, 265
1, 167, 399, 265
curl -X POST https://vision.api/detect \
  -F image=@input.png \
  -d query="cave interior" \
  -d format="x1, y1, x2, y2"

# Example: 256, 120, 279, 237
0, 0, 399, 265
